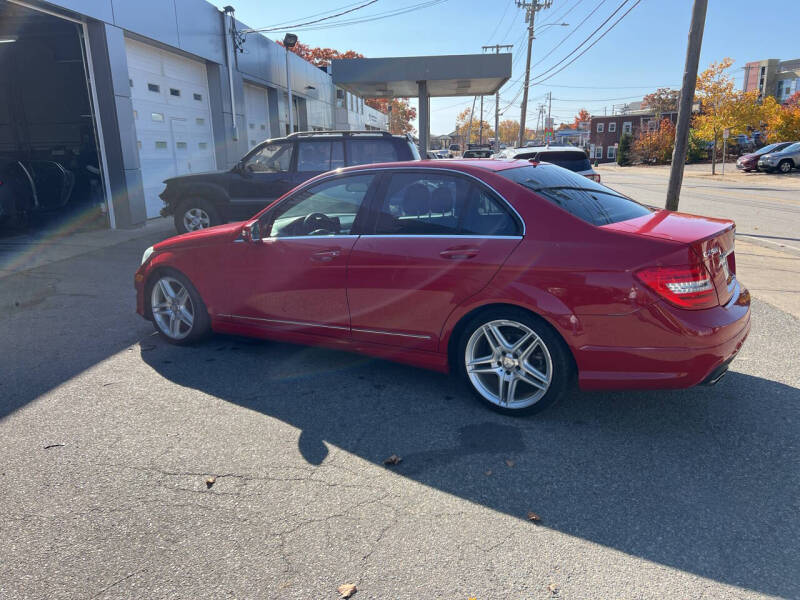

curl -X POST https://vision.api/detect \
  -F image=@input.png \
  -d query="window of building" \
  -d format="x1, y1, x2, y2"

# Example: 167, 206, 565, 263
196, 118, 205, 126
151, 112, 164, 122
147, 83, 160, 93
608, 122, 616, 133
155, 141, 167, 149
623, 121, 632, 134
193, 93, 203, 101
607, 146, 616, 159
336, 89, 345, 108
176, 142, 187, 150
595, 146, 603, 159
596, 122, 604, 133
199, 142, 208, 149
129, 78, 133, 88
170, 88, 181, 97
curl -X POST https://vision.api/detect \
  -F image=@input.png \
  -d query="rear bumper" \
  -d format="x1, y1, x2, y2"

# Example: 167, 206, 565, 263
574, 282, 751, 391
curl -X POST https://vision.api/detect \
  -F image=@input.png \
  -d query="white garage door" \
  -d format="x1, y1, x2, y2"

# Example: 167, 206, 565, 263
243, 83, 271, 149
126, 38, 216, 218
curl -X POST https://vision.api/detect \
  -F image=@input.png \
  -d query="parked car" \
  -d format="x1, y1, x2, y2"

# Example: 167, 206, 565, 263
736, 142, 794, 172
757, 142, 800, 173
503, 145, 601, 182
160, 130, 420, 233
462, 149, 494, 158
135, 159, 750, 416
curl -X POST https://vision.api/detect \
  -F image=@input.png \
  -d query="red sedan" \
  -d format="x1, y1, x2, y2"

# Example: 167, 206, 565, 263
135, 160, 750, 415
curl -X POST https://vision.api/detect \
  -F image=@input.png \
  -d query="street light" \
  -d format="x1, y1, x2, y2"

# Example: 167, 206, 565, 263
283, 33, 298, 133
533, 22, 568, 36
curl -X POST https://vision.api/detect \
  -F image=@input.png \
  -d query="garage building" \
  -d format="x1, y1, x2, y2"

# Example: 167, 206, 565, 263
0, 0, 387, 231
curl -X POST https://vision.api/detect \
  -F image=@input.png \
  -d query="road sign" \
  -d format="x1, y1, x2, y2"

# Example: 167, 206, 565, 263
723, 128, 730, 140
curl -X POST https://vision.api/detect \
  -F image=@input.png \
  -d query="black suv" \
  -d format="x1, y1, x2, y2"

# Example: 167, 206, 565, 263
161, 130, 420, 233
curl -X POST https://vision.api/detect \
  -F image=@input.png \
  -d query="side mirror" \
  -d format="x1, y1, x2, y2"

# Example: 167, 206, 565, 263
240, 221, 261, 243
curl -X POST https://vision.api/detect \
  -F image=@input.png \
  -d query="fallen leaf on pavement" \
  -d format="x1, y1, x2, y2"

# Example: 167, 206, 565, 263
43, 443, 65, 450
337, 583, 357, 598
527, 511, 541, 523
505, 459, 514, 467
205, 476, 216, 488
383, 454, 402, 466
485, 469, 492, 476
548, 582, 559, 594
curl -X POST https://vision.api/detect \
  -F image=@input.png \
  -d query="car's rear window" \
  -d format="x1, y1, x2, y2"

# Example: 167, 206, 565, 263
497, 164, 652, 226
514, 151, 592, 172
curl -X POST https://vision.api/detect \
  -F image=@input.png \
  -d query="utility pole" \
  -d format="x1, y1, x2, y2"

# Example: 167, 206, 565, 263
666, 0, 708, 212
479, 95, 484, 144
547, 91, 552, 143
516, 0, 553, 148
483, 44, 513, 152
465, 95, 477, 150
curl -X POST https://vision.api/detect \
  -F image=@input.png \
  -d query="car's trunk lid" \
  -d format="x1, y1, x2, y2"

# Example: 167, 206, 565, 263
604, 210, 737, 306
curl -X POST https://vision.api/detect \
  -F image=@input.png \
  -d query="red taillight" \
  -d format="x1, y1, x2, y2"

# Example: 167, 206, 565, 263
585, 173, 601, 183
635, 261, 719, 310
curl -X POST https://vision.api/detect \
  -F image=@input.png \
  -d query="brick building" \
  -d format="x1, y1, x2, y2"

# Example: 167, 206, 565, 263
743, 58, 800, 103
588, 111, 678, 163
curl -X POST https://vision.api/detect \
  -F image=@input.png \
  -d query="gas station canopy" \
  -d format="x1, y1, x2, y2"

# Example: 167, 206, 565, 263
331, 54, 512, 154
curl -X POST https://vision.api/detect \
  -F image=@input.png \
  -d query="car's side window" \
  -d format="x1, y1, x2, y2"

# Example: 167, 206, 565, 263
245, 143, 293, 173
346, 139, 399, 166
297, 140, 345, 173
264, 174, 375, 238
372, 172, 519, 236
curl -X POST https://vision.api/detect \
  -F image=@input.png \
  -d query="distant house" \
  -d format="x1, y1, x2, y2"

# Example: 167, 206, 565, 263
588, 110, 679, 163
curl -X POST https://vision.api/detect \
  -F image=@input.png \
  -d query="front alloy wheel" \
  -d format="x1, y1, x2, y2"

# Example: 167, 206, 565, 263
151, 276, 195, 340
778, 160, 793, 174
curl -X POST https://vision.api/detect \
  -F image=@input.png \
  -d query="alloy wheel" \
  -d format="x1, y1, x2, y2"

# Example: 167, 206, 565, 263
150, 276, 194, 340
183, 207, 211, 231
779, 161, 792, 173
465, 319, 553, 409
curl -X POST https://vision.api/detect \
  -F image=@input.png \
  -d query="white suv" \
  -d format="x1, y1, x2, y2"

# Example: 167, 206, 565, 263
501, 145, 601, 182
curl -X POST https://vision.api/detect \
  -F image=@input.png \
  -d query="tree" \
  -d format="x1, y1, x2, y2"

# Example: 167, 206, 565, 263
692, 58, 773, 173
497, 119, 520, 145
616, 133, 633, 166
632, 118, 676, 164
277, 41, 416, 134
642, 88, 680, 117
766, 102, 800, 142
454, 108, 495, 145
573, 109, 590, 129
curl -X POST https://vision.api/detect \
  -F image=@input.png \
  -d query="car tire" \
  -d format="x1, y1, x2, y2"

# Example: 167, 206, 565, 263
777, 160, 793, 174
146, 269, 211, 345
455, 307, 573, 416
174, 198, 222, 234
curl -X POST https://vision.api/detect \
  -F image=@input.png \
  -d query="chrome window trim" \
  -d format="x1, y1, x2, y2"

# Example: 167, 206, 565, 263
273, 166, 526, 236
264, 234, 359, 241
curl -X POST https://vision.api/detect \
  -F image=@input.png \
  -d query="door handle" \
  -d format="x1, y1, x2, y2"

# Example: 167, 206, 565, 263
311, 249, 341, 262
440, 246, 479, 260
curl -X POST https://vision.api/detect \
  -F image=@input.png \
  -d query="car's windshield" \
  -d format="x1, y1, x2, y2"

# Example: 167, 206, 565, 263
497, 164, 652, 226
782, 142, 800, 153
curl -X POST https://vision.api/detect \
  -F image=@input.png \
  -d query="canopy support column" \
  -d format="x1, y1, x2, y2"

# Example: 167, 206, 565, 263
417, 80, 430, 157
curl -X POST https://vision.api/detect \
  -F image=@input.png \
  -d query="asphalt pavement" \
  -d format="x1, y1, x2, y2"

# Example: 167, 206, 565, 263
1, 192, 799, 598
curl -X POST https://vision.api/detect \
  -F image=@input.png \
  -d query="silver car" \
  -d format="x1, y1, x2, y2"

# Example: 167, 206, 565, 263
758, 141, 800, 173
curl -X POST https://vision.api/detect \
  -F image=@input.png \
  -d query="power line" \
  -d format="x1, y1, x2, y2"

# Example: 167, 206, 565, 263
532, 0, 609, 69
242, 0, 379, 33
530, 0, 641, 84
246, 0, 374, 30
529, 0, 631, 83
263, 0, 450, 32
487, 0, 515, 43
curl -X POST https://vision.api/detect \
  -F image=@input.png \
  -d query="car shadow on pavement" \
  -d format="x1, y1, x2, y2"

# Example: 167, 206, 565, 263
141, 334, 799, 598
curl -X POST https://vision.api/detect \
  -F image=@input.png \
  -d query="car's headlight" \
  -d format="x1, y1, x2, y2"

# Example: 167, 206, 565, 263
141, 246, 155, 265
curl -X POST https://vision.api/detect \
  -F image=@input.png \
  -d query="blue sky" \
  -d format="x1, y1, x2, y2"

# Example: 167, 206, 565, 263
216, 0, 799, 134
